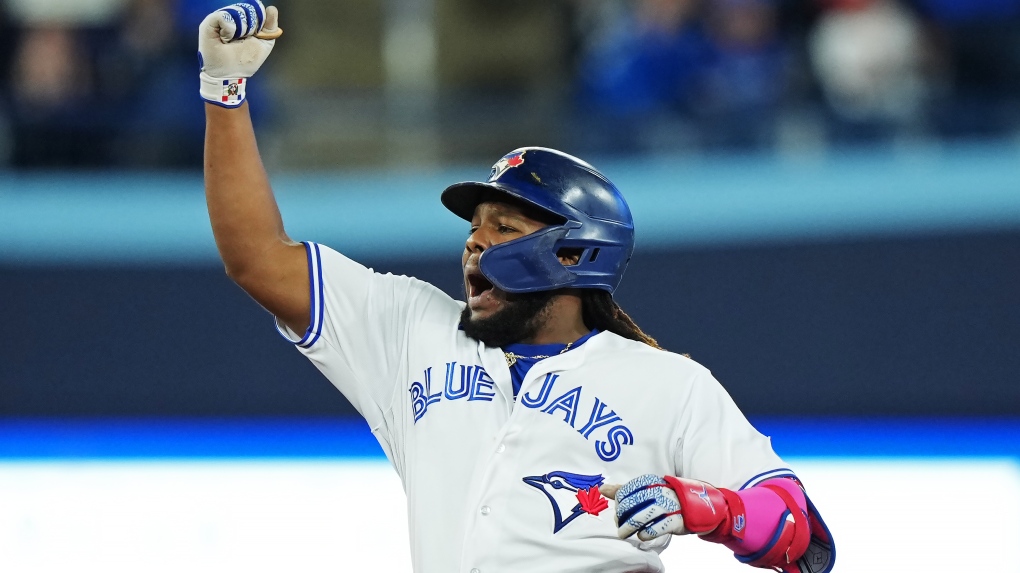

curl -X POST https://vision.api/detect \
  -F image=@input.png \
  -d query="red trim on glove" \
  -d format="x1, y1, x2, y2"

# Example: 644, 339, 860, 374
662, 476, 741, 540
659, 474, 814, 570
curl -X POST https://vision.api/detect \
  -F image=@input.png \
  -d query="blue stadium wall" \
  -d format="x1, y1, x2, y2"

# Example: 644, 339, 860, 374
2, 142, 1019, 417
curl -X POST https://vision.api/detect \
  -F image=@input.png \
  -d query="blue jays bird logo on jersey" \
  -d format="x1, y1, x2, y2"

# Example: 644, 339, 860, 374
488, 150, 525, 181
523, 471, 609, 533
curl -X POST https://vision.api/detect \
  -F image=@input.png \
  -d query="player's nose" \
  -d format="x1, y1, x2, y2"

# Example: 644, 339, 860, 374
465, 226, 492, 254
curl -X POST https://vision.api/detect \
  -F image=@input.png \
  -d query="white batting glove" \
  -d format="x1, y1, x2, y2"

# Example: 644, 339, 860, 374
197, 1, 280, 107
612, 474, 690, 541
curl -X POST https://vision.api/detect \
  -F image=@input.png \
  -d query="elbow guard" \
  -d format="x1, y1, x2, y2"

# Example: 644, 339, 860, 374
734, 483, 812, 571
662, 475, 818, 572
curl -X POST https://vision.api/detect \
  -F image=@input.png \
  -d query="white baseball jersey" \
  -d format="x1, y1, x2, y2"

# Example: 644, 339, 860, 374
277, 242, 795, 573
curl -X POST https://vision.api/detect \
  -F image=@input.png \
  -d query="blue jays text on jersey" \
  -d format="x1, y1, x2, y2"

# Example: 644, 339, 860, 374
408, 362, 635, 462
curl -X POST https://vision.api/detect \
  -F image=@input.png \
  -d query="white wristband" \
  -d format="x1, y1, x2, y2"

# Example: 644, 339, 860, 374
200, 72, 248, 108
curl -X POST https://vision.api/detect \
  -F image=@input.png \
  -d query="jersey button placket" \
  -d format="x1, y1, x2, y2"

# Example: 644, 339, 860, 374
480, 505, 491, 516
496, 443, 506, 453
470, 569, 480, 573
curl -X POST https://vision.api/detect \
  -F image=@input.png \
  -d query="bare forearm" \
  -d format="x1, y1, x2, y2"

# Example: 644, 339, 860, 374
203, 101, 308, 329
204, 101, 291, 276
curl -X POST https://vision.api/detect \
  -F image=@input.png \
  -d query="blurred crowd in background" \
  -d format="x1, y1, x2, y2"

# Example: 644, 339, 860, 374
0, 0, 1018, 169
0, 0, 226, 168
575, 0, 1020, 152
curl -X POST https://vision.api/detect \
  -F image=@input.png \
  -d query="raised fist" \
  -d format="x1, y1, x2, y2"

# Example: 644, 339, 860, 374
198, 1, 280, 107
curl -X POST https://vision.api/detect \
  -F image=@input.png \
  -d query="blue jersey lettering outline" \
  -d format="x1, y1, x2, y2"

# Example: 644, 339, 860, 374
469, 367, 496, 401
541, 386, 582, 427
444, 362, 470, 400
578, 399, 622, 438
411, 364, 634, 462
521, 373, 558, 408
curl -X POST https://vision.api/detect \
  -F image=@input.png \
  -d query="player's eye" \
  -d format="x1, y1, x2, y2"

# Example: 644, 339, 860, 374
497, 224, 518, 234
468, 226, 479, 236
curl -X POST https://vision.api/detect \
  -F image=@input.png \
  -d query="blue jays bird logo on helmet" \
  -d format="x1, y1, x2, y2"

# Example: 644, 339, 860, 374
488, 150, 526, 182
523, 471, 610, 533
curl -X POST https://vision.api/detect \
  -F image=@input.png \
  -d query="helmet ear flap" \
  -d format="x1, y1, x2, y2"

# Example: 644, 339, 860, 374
479, 226, 576, 293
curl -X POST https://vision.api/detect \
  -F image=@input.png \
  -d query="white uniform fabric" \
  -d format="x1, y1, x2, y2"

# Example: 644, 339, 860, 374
277, 242, 795, 573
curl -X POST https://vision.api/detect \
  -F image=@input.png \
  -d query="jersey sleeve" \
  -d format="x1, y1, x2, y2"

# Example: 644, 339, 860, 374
673, 370, 793, 491
668, 367, 836, 572
275, 242, 461, 431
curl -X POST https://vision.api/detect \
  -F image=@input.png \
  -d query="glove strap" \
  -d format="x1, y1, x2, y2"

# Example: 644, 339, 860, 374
702, 488, 746, 543
663, 476, 735, 537
735, 484, 812, 571
200, 72, 247, 108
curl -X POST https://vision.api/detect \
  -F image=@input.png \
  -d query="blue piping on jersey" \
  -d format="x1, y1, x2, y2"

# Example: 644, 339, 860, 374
291, 241, 317, 346
739, 468, 797, 490
286, 242, 325, 348
300, 242, 326, 348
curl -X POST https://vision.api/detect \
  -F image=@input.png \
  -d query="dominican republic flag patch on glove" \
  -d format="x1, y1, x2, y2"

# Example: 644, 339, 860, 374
221, 78, 245, 103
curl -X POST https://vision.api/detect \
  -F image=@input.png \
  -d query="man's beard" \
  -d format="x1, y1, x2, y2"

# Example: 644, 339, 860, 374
460, 290, 557, 348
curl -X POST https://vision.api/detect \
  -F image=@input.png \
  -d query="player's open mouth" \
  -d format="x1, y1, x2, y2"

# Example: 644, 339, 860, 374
467, 272, 493, 299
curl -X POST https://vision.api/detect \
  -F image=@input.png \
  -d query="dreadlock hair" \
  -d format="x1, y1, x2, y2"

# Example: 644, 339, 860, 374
580, 289, 661, 349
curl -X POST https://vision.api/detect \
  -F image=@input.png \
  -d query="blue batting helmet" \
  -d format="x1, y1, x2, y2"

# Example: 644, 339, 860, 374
441, 147, 635, 294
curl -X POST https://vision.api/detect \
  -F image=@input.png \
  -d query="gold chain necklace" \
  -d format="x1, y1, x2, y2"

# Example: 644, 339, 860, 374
504, 341, 574, 368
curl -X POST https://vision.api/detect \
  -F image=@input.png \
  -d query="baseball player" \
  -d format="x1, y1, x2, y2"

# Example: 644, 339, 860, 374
199, 3, 835, 572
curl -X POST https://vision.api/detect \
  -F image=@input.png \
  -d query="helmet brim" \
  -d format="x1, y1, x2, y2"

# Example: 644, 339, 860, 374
441, 181, 563, 223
